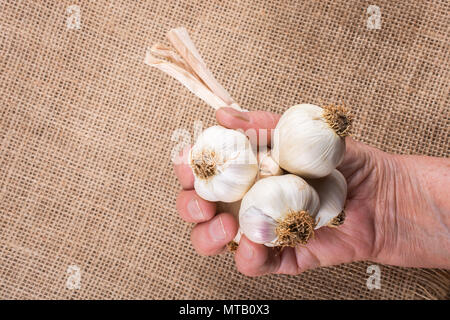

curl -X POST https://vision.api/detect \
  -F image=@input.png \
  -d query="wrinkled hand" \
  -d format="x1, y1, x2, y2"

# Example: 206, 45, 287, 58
174, 107, 450, 276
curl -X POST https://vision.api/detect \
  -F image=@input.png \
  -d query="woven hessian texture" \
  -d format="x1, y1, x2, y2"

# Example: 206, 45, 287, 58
1, 0, 449, 299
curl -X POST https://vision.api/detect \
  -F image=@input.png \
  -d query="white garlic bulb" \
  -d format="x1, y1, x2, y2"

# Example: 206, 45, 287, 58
256, 149, 283, 180
189, 125, 258, 203
271, 104, 352, 178
308, 169, 347, 229
239, 174, 320, 247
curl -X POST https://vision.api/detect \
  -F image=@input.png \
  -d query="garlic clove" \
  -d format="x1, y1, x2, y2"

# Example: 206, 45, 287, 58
239, 174, 320, 247
240, 206, 278, 244
256, 149, 283, 180
308, 169, 347, 229
272, 104, 352, 178
190, 125, 258, 203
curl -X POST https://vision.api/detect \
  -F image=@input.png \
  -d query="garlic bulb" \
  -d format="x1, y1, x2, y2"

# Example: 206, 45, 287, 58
239, 174, 320, 247
308, 169, 347, 229
189, 125, 258, 202
257, 149, 283, 180
272, 104, 352, 178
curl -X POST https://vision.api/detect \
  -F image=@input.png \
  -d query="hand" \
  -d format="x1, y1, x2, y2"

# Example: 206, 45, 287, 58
174, 107, 450, 276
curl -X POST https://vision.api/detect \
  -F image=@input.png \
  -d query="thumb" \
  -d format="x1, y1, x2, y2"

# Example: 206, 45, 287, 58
216, 107, 281, 146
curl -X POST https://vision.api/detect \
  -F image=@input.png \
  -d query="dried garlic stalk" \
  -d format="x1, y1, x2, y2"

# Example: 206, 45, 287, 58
145, 27, 243, 111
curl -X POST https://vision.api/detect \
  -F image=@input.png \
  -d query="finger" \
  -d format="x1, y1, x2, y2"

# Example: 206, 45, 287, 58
234, 236, 281, 276
338, 137, 381, 178
173, 145, 194, 190
274, 247, 300, 275
176, 190, 216, 223
191, 213, 238, 256
294, 229, 351, 272
294, 207, 371, 272
337, 137, 381, 198
337, 137, 362, 177
216, 107, 281, 146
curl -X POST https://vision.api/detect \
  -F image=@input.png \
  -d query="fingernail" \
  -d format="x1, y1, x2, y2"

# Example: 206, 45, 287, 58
187, 198, 204, 221
221, 107, 250, 122
240, 239, 254, 260
209, 216, 227, 241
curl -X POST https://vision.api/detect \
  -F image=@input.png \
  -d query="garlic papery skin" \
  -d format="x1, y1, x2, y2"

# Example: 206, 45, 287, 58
308, 169, 347, 229
257, 149, 283, 180
239, 174, 320, 247
227, 228, 242, 252
189, 125, 258, 203
271, 104, 352, 178
146, 27, 244, 111
233, 229, 243, 244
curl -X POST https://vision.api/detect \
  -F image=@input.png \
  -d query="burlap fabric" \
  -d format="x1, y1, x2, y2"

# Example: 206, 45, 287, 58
0, 0, 449, 299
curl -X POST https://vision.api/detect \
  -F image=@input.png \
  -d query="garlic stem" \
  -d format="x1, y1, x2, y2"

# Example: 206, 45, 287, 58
150, 44, 195, 74
167, 28, 237, 108
145, 51, 228, 110
146, 27, 243, 111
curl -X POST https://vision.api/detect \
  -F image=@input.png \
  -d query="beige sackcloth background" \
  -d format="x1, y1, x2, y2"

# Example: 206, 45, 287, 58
0, 0, 449, 299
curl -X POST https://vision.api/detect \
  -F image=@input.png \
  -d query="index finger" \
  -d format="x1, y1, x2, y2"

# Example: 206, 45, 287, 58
216, 107, 281, 147
234, 236, 281, 276
173, 145, 195, 190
